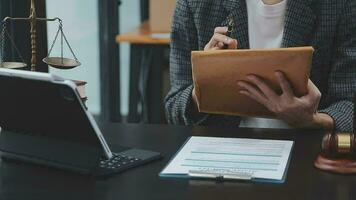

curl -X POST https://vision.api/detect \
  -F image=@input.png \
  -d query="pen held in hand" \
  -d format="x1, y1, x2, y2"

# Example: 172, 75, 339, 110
223, 18, 235, 49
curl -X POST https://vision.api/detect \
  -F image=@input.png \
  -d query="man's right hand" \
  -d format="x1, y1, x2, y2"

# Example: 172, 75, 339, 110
204, 27, 238, 50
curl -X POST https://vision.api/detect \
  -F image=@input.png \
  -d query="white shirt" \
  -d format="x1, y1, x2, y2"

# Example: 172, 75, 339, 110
239, 0, 291, 129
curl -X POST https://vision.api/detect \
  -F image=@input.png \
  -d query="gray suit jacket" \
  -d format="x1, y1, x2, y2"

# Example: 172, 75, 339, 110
164, 0, 356, 132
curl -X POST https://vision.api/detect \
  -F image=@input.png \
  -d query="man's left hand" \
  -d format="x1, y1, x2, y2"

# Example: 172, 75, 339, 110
237, 71, 334, 129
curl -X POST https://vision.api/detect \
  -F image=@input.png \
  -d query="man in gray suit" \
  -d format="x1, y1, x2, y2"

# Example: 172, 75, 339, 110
164, 0, 356, 132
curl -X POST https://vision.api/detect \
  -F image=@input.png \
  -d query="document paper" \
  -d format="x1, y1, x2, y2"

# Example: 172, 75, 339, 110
160, 136, 294, 182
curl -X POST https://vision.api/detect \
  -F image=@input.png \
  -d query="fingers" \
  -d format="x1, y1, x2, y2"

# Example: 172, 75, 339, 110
307, 79, 321, 98
304, 79, 321, 107
210, 46, 221, 50
238, 81, 269, 106
210, 32, 230, 46
239, 90, 269, 108
246, 75, 278, 101
216, 40, 237, 49
214, 27, 228, 34
228, 39, 238, 49
275, 71, 294, 97
217, 42, 225, 49
204, 27, 237, 50
204, 33, 232, 50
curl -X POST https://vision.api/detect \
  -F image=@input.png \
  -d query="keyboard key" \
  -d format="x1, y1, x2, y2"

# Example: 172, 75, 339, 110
99, 153, 142, 170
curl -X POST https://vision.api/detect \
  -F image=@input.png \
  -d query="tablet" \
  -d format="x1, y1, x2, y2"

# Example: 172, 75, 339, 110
0, 68, 112, 160
0, 68, 162, 175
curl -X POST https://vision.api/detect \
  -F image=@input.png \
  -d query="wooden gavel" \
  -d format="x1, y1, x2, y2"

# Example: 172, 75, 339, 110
323, 96, 356, 158
314, 96, 356, 173
315, 132, 356, 173
321, 132, 356, 159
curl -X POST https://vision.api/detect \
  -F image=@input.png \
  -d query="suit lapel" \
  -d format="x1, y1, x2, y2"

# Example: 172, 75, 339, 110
281, 0, 317, 47
222, 0, 250, 49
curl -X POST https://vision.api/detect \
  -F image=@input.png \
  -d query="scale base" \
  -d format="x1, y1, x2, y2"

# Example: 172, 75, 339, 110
314, 155, 356, 174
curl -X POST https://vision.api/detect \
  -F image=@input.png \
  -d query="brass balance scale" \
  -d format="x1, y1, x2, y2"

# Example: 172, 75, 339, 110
0, 0, 81, 71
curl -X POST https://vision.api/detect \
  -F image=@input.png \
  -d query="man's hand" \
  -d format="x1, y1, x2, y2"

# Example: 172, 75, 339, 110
204, 27, 238, 50
237, 71, 334, 130
192, 27, 238, 106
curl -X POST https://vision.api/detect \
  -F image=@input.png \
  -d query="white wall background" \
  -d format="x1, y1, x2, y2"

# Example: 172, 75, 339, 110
46, 0, 101, 115
46, 0, 140, 117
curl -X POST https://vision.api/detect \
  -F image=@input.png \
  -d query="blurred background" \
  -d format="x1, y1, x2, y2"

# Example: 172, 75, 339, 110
0, 0, 174, 124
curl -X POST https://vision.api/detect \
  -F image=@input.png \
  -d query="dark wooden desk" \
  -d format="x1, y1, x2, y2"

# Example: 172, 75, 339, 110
1, 123, 355, 200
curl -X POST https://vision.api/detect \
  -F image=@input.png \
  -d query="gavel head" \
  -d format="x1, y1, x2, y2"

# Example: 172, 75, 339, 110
321, 132, 356, 159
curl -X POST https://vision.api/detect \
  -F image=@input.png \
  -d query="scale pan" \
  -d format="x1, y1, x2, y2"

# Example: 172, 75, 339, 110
43, 57, 81, 69
0, 62, 27, 69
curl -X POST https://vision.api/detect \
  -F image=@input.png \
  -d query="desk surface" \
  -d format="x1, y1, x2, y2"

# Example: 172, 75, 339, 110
116, 21, 171, 45
0, 123, 355, 200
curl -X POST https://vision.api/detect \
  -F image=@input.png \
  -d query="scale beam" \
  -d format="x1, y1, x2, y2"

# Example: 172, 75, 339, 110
2, 0, 63, 71
1, 0, 80, 71
3, 17, 60, 22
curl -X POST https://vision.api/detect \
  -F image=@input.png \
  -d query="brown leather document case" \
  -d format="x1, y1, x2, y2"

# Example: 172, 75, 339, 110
191, 46, 314, 118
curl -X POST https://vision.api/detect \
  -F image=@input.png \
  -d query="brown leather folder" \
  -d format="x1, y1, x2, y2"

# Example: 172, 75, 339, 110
191, 46, 314, 118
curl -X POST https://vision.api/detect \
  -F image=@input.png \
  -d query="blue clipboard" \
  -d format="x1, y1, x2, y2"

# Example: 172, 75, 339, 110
159, 136, 294, 184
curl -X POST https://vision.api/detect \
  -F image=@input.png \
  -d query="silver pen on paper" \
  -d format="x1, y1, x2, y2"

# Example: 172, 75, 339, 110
188, 169, 253, 180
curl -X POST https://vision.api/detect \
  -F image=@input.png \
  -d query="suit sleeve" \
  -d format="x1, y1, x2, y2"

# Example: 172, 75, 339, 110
164, 0, 241, 126
319, 0, 356, 132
